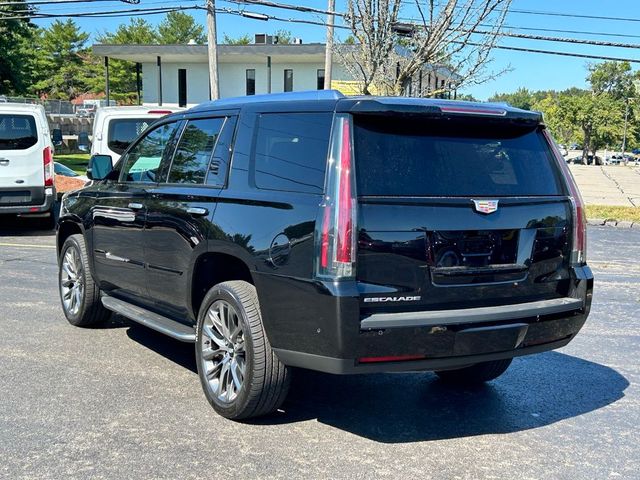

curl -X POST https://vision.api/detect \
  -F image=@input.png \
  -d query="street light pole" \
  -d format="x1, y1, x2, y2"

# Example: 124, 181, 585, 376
622, 97, 630, 161
323, 0, 335, 90
206, 0, 220, 100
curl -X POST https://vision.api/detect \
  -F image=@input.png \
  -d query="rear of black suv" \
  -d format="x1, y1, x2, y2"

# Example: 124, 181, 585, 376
269, 98, 593, 375
57, 92, 593, 420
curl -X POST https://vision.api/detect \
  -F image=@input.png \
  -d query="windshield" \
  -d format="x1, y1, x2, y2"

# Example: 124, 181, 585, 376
107, 118, 153, 155
0, 114, 38, 150
353, 116, 564, 197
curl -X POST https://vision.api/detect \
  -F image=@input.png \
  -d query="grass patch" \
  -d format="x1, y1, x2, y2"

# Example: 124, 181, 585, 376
586, 205, 640, 223
54, 154, 90, 175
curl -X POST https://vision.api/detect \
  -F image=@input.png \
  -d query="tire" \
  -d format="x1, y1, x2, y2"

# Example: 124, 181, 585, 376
58, 234, 110, 327
195, 281, 291, 420
435, 358, 513, 385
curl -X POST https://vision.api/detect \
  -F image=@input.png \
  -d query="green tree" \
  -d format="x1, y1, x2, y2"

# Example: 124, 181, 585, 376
587, 61, 636, 100
489, 87, 534, 110
158, 11, 206, 44
31, 20, 99, 100
96, 18, 159, 103
223, 33, 252, 45
98, 18, 158, 45
342, 35, 357, 45
273, 29, 292, 44
0, 1, 37, 95
532, 94, 580, 147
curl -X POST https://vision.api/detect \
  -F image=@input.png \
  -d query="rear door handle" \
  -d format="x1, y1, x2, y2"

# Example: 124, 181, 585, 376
0, 158, 9, 165
128, 202, 144, 210
186, 207, 208, 216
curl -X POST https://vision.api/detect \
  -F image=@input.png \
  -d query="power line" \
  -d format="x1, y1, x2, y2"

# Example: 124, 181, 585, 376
472, 29, 640, 50
0, 0, 137, 6
5, 0, 640, 65
465, 42, 640, 64
409, 1, 640, 24
482, 23, 640, 41
223, 0, 345, 18
507, 7, 640, 23
226, 0, 640, 50
216, 8, 640, 63
0, 4, 199, 19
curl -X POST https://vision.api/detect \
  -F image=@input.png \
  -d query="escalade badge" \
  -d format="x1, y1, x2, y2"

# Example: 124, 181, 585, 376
472, 199, 499, 214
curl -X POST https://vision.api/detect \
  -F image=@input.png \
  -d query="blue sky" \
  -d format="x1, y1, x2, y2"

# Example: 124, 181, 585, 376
33, 0, 640, 100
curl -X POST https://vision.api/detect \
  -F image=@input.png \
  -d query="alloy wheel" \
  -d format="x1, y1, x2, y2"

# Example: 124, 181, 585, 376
60, 246, 84, 316
200, 300, 246, 403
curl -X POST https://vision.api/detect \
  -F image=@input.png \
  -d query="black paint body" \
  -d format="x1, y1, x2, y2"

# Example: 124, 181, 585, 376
57, 96, 593, 374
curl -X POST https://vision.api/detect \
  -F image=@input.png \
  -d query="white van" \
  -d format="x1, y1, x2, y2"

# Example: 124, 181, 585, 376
91, 106, 180, 164
0, 103, 56, 224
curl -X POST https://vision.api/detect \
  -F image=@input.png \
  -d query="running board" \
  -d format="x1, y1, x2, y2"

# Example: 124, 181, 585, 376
101, 296, 196, 342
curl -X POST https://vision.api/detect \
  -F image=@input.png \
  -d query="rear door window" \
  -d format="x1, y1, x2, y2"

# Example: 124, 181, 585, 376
0, 114, 38, 150
167, 117, 226, 185
253, 113, 332, 194
107, 118, 154, 155
353, 116, 563, 197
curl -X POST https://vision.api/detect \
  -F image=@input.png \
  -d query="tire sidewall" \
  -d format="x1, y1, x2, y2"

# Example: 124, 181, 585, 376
195, 283, 257, 419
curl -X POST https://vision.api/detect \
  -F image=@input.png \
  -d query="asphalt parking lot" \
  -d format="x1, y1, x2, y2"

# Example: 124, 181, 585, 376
1, 217, 639, 479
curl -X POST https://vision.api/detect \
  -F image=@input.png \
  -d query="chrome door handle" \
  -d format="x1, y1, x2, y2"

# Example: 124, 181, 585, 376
128, 202, 144, 210
186, 207, 208, 216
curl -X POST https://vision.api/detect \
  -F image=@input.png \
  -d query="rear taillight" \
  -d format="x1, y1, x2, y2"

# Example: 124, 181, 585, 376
43, 146, 54, 187
544, 130, 586, 265
315, 114, 357, 279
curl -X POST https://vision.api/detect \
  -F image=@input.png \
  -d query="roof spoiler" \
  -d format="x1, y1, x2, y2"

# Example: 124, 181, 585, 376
338, 98, 543, 123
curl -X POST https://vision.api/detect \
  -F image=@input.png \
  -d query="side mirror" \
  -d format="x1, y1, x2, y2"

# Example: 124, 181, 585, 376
87, 154, 113, 180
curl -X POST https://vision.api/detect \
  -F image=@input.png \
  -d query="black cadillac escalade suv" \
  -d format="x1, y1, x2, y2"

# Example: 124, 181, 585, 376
56, 91, 593, 420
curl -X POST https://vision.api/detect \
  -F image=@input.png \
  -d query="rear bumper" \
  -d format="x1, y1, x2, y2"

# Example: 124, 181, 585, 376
274, 336, 575, 375
0, 186, 55, 214
259, 265, 593, 374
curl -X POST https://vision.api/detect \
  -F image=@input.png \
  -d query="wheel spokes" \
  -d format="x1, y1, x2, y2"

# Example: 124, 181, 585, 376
231, 358, 244, 390
200, 299, 246, 404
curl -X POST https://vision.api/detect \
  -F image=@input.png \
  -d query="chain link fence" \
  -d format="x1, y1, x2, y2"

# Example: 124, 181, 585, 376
0, 96, 76, 115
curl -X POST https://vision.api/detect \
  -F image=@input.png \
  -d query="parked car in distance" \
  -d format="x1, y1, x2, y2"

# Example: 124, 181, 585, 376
90, 106, 181, 165
569, 154, 602, 165
76, 105, 96, 118
1, 103, 56, 228
0, 96, 8, 103
54, 162, 88, 181
57, 91, 593, 420
607, 154, 624, 165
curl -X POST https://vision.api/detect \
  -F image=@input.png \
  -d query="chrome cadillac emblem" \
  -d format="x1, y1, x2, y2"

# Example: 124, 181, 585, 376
472, 199, 499, 214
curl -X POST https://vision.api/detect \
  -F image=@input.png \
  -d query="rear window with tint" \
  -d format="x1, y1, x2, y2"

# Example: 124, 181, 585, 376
107, 118, 153, 155
0, 114, 38, 150
254, 113, 332, 194
353, 116, 563, 196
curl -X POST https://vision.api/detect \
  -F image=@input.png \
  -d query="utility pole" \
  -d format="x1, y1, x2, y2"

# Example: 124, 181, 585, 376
206, 0, 220, 100
622, 97, 630, 162
323, 0, 335, 90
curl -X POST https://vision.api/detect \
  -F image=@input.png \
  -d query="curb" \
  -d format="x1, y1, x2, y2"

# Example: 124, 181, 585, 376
587, 218, 640, 229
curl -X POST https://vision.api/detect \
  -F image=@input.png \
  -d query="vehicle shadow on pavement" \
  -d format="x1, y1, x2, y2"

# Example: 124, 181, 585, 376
125, 322, 197, 374
119, 324, 629, 443
0, 215, 56, 237
262, 352, 628, 443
